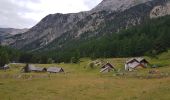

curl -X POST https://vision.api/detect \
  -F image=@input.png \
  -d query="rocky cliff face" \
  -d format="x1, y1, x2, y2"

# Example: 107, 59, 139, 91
150, 0, 170, 18
1, 0, 170, 51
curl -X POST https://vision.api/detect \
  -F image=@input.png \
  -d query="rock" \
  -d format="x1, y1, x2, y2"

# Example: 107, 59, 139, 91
150, 1, 170, 18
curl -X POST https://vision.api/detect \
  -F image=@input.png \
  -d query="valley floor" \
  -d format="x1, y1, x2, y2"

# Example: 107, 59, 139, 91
0, 51, 170, 100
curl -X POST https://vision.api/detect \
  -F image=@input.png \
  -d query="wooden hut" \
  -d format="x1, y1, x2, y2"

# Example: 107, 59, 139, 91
125, 58, 149, 71
100, 63, 116, 73
23, 64, 47, 72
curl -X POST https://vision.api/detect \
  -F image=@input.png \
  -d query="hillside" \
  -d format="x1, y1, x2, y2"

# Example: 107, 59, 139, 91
36, 15, 170, 63
1, 0, 170, 51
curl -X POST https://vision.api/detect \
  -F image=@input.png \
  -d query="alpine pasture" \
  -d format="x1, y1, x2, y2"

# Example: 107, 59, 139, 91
0, 51, 170, 100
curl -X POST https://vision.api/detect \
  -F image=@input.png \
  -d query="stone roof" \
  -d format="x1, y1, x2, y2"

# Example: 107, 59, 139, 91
126, 58, 148, 64
47, 67, 64, 73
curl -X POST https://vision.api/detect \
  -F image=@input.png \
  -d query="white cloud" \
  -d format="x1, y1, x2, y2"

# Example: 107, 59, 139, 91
0, 0, 102, 28
23, 0, 90, 21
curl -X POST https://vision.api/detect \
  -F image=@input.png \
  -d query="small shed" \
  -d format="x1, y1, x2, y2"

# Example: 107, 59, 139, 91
100, 63, 116, 73
47, 67, 64, 73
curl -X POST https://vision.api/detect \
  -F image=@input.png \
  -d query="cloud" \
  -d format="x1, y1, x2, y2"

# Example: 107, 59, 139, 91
0, 0, 102, 28
0, 0, 38, 28
84, 0, 102, 8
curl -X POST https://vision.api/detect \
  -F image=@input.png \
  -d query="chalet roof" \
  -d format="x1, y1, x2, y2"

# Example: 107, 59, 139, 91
101, 63, 115, 69
136, 58, 149, 63
126, 58, 149, 64
35, 67, 47, 71
23, 64, 47, 72
47, 67, 64, 73
126, 58, 138, 64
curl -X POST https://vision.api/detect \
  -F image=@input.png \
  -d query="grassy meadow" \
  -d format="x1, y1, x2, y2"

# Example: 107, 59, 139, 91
0, 50, 170, 100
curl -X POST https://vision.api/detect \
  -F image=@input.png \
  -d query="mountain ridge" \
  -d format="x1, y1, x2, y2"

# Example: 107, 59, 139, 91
1, 0, 170, 51
0, 28, 28, 42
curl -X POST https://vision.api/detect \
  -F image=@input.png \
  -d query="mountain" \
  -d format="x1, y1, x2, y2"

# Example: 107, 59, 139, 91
0, 28, 28, 42
1, 0, 170, 51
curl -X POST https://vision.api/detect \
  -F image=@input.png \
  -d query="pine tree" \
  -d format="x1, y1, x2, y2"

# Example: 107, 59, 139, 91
0, 50, 9, 67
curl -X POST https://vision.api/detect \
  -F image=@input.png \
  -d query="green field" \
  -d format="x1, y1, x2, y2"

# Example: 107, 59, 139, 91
0, 51, 170, 100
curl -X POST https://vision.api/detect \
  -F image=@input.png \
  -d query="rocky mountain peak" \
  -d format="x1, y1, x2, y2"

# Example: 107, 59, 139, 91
91, 0, 152, 12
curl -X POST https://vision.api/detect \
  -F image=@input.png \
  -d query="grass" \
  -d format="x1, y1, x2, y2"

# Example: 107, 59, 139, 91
1, 51, 170, 100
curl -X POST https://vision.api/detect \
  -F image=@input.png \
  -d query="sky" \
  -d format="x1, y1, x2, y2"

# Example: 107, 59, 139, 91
0, 0, 102, 29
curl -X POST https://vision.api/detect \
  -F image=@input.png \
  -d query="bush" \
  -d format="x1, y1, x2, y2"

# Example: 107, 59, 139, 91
47, 58, 54, 64
71, 57, 80, 63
